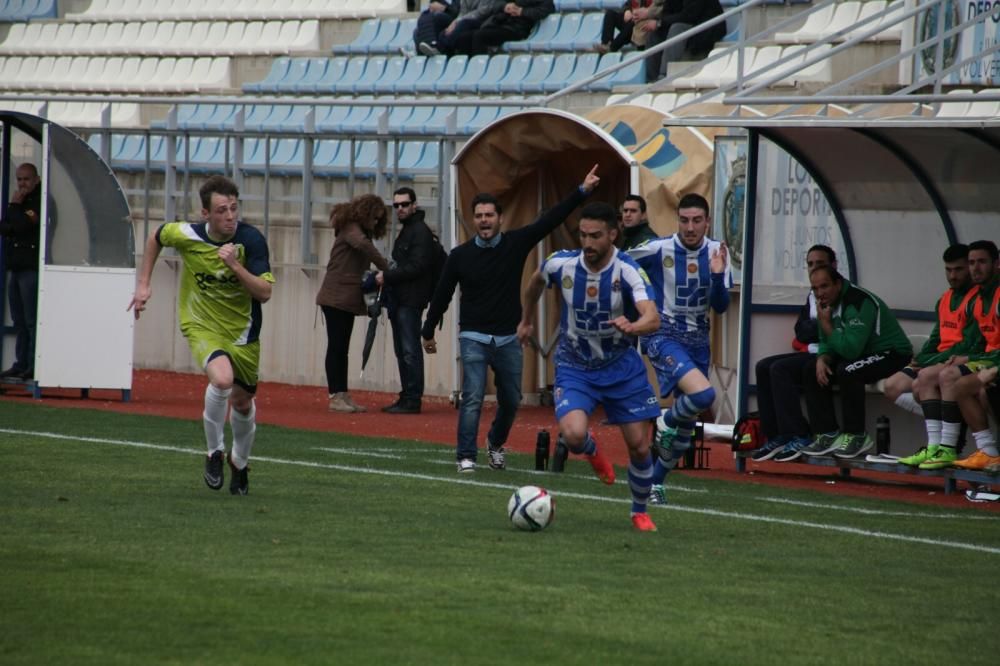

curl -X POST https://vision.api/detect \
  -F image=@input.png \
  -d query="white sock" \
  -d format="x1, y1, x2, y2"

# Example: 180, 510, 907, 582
972, 429, 999, 457
894, 392, 922, 416
924, 419, 942, 444
940, 421, 961, 448
203, 384, 231, 455
230, 400, 256, 469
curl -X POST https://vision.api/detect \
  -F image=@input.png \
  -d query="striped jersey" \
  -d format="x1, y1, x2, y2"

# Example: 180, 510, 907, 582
627, 234, 732, 348
157, 221, 275, 345
540, 247, 653, 370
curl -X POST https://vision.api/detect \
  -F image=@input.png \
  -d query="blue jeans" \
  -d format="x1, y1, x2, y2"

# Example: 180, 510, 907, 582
389, 305, 424, 403
457, 337, 523, 461
7, 269, 38, 372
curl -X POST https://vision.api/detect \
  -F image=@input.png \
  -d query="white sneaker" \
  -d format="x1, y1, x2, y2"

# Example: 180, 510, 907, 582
486, 439, 506, 470
457, 458, 476, 473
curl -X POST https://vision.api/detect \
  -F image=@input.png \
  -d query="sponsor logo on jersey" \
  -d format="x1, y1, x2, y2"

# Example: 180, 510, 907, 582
194, 271, 240, 291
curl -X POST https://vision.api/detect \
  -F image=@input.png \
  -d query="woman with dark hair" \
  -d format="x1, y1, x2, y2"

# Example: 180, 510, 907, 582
315, 196, 389, 412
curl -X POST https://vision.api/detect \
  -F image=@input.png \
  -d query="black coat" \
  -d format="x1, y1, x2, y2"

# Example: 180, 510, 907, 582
479, 0, 555, 41
383, 209, 436, 309
660, 0, 725, 56
0, 184, 42, 271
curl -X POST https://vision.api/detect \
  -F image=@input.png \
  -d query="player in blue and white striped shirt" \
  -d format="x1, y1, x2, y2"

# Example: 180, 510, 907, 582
519, 202, 662, 532
627, 193, 732, 505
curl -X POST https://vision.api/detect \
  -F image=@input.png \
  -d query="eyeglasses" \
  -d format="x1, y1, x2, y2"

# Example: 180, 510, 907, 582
392, 201, 413, 209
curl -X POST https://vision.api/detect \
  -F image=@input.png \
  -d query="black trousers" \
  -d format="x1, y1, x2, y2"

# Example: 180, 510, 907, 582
804, 351, 909, 434
601, 10, 634, 51
755, 352, 813, 438
321, 306, 356, 394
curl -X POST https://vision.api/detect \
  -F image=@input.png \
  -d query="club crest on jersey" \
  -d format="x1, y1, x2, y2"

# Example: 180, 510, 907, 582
687, 263, 698, 274
587, 285, 598, 297
663, 256, 674, 268
562, 275, 573, 290
611, 279, 621, 292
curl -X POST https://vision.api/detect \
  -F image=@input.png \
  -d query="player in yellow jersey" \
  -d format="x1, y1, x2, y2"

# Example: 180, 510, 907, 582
129, 176, 275, 495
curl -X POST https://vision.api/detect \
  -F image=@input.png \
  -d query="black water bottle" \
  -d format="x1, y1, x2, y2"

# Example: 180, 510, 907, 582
535, 430, 550, 471
551, 435, 569, 473
875, 415, 890, 455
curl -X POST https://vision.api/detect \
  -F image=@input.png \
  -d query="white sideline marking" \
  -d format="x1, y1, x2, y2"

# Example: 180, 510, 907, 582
4, 427, 1000, 556
313, 447, 405, 460
758, 496, 1000, 521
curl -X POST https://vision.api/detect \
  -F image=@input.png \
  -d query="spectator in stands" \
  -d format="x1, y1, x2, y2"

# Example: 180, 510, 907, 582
597, 0, 658, 54
0, 163, 43, 381
620, 194, 657, 250
421, 165, 600, 473
626, 193, 732, 504
129, 175, 274, 496
897, 240, 998, 471
449, 0, 555, 56
749, 245, 836, 462
641, 0, 726, 84
415, 0, 497, 57
518, 201, 662, 532
315, 198, 389, 413
881, 244, 982, 418
376, 187, 438, 414
789, 266, 912, 461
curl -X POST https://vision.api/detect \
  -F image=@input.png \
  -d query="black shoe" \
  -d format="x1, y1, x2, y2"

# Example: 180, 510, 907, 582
204, 450, 224, 490
18, 369, 33, 380
228, 455, 249, 495
383, 401, 421, 414
0, 367, 23, 379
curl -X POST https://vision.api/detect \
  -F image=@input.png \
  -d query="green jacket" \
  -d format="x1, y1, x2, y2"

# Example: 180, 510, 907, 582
914, 284, 984, 366
818, 279, 912, 361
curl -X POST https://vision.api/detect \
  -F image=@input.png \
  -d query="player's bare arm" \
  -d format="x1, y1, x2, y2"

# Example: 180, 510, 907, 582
127, 232, 163, 319
612, 299, 659, 336
219, 243, 272, 303
517, 270, 547, 344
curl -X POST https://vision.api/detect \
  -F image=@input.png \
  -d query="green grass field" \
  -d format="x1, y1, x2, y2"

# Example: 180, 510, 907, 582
1, 400, 998, 665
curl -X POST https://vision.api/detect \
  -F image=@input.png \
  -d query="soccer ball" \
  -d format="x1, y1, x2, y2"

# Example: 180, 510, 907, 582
507, 485, 555, 531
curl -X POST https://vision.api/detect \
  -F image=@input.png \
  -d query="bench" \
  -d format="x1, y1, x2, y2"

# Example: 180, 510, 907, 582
733, 448, 999, 494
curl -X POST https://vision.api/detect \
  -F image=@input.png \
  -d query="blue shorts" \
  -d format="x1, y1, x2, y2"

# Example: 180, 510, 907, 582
643, 336, 710, 398
553, 350, 660, 425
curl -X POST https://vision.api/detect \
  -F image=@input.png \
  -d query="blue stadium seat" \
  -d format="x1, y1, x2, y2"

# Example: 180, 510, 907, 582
273, 58, 314, 94
547, 52, 599, 92
305, 56, 348, 94
368, 18, 401, 54
198, 105, 240, 131
372, 55, 407, 94
386, 18, 417, 53
333, 102, 377, 134
572, 12, 602, 50
185, 137, 226, 173
474, 55, 511, 94
507, 14, 560, 52
269, 139, 305, 175
516, 54, 555, 94
389, 105, 436, 133
424, 54, 467, 93
607, 53, 646, 87
541, 53, 578, 93
332, 19, 380, 55
451, 55, 490, 94
345, 55, 388, 94
293, 58, 333, 94
548, 12, 583, 51
329, 56, 372, 94
315, 106, 354, 132
312, 139, 343, 171
495, 54, 532, 94
243, 57, 292, 94
391, 54, 433, 94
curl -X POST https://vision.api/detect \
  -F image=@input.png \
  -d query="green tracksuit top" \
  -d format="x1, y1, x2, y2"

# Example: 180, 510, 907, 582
817, 279, 912, 361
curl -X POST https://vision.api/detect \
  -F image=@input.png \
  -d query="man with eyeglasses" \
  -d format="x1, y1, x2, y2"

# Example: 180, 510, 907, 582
376, 187, 437, 414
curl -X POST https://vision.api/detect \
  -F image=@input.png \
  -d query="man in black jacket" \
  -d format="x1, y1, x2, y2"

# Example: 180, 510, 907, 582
449, 0, 555, 56
620, 194, 657, 250
642, 0, 726, 83
376, 187, 436, 414
0, 163, 42, 380
421, 165, 600, 473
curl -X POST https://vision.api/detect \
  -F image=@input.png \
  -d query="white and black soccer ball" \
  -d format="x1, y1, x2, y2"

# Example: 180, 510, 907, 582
507, 485, 554, 532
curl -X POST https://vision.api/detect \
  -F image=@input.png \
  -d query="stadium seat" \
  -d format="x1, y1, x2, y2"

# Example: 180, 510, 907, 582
515, 54, 555, 94
304, 56, 348, 94
775, 44, 832, 86
386, 18, 416, 54
671, 48, 734, 89
342, 56, 388, 95
424, 54, 468, 94
314, 106, 354, 132
292, 58, 333, 93
571, 12, 603, 51
368, 18, 401, 54
774, 1, 860, 43
243, 57, 292, 94
540, 53, 577, 93
548, 12, 583, 51
507, 13, 560, 53
494, 54, 533, 94
391, 55, 434, 94
328, 56, 370, 94
588, 53, 645, 91
545, 52, 599, 93
935, 89, 973, 118
372, 55, 407, 94
473, 55, 511, 94
450, 55, 490, 94
273, 58, 311, 93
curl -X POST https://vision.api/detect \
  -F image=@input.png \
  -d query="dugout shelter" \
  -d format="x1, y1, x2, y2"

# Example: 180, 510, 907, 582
0, 110, 135, 399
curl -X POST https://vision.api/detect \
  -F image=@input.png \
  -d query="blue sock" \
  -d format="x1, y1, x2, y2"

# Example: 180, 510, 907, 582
567, 432, 596, 456
629, 452, 654, 514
